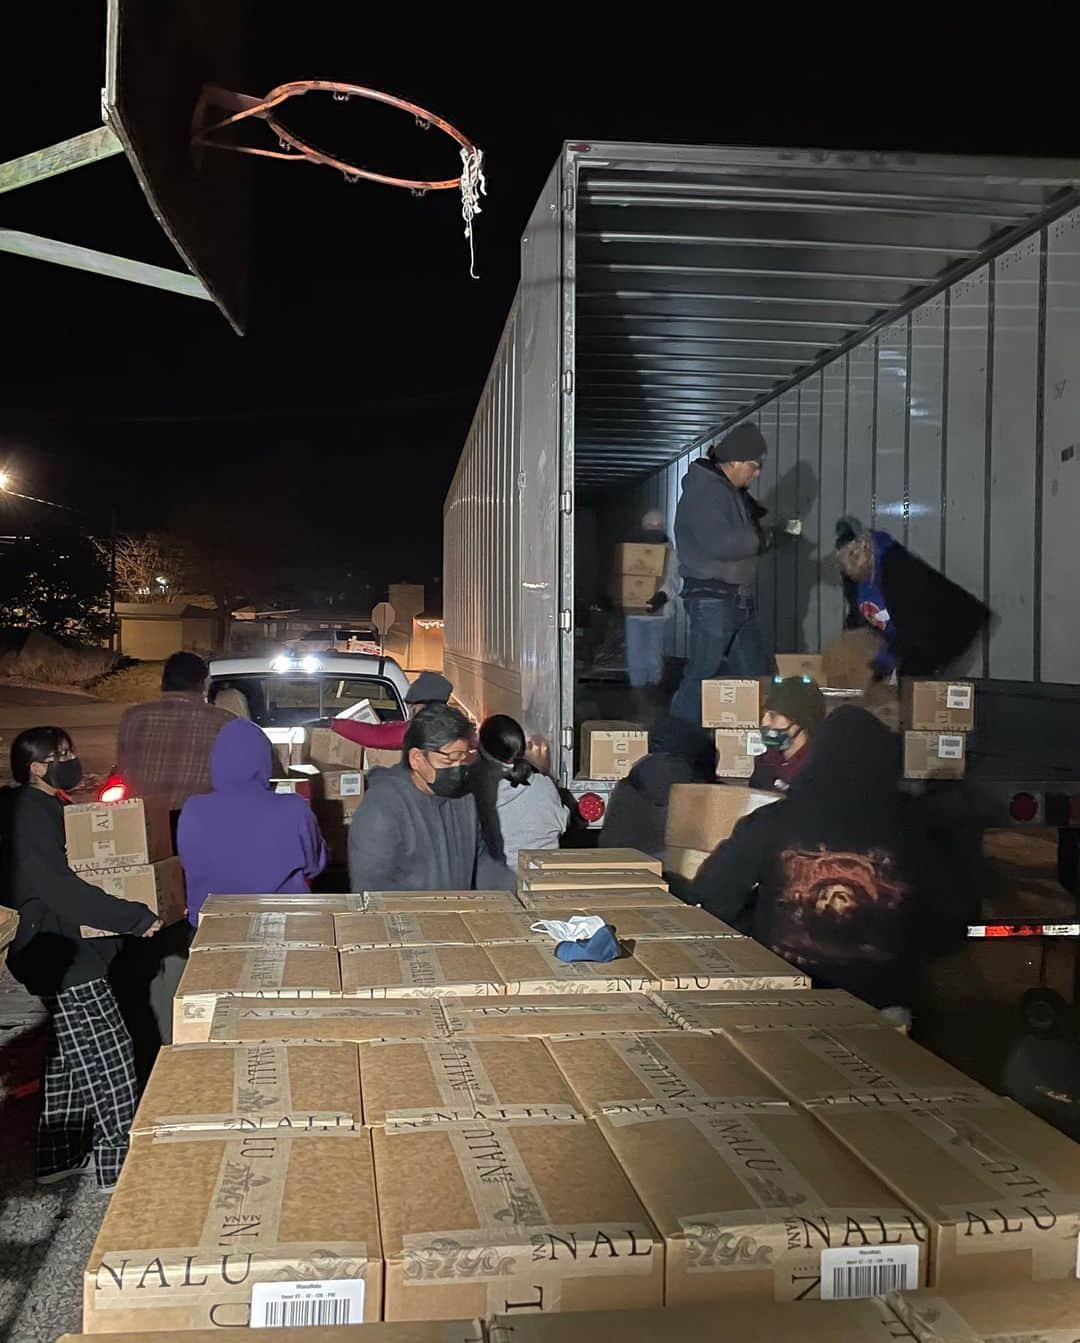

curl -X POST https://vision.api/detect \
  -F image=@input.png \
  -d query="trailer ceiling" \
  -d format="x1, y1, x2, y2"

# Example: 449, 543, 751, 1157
572, 144, 1080, 487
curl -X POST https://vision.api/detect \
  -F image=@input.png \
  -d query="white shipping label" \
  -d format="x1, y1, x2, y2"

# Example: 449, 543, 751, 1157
945, 683, 972, 710
339, 772, 363, 797
746, 730, 767, 757
937, 735, 964, 760
250, 1277, 365, 1328
820, 1244, 919, 1300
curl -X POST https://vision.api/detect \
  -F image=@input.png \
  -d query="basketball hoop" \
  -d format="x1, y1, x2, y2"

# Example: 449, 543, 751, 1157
194, 80, 487, 277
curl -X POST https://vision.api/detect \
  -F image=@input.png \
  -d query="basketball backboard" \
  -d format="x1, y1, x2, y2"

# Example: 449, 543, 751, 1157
104, 0, 252, 333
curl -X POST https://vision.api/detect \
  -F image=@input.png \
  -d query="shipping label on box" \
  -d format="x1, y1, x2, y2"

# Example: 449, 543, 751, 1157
307, 726, 365, 769
84, 1132, 381, 1330
580, 722, 649, 780
80, 857, 186, 937
320, 767, 365, 801
65, 797, 172, 872
714, 729, 765, 779
373, 1119, 664, 1319
901, 680, 975, 732
613, 542, 668, 577
701, 679, 761, 729
903, 731, 966, 780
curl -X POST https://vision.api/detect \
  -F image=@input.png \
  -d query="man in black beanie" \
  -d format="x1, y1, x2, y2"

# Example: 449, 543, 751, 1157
670, 422, 771, 723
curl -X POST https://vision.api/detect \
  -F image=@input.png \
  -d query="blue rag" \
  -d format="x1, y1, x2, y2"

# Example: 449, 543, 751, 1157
554, 925, 622, 963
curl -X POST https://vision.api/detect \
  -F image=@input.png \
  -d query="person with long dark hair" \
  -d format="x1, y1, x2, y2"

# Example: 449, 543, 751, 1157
0, 727, 160, 1193
470, 715, 568, 874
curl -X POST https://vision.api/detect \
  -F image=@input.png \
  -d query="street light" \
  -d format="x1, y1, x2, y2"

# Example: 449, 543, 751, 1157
0, 470, 10, 491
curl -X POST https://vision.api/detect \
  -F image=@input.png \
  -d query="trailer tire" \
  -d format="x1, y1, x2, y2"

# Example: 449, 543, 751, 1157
1020, 987, 1067, 1038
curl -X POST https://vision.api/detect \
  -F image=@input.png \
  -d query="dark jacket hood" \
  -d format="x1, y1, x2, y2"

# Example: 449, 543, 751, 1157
789, 705, 900, 804
210, 718, 273, 792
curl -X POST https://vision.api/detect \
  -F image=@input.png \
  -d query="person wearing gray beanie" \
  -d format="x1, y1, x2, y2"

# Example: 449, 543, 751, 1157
669, 422, 771, 724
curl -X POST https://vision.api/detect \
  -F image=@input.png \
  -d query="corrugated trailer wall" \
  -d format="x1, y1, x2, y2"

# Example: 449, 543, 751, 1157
596, 203, 1080, 685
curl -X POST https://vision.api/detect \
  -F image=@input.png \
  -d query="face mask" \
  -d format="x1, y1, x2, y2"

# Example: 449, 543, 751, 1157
44, 757, 83, 792
428, 763, 470, 798
760, 727, 791, 752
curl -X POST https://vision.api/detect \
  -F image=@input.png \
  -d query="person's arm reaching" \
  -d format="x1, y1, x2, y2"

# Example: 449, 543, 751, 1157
689, 808, 773, 927
332, 719, 407, 751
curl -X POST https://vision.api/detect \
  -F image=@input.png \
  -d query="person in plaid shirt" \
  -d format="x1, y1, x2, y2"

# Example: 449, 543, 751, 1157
116, 652, 232, 1045
1, 727, 161, 1192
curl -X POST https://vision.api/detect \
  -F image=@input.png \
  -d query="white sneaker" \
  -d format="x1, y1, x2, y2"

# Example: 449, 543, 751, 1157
37, 1155, 91, 1185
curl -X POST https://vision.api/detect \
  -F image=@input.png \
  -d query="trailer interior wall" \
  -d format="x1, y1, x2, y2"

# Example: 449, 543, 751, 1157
590, 203, 1080, 687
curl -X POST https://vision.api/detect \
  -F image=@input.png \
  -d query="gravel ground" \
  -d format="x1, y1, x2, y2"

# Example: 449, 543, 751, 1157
0, 968, 107, 1343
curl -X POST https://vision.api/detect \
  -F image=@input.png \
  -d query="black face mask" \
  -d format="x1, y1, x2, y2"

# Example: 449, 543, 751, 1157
428, 763, 470, 798
44, 757, 83, 792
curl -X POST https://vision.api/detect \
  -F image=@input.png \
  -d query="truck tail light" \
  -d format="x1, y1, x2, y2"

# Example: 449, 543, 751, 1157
577, 791, 606, 824
1008, 792, 1039, 823
98, 775, 128, 803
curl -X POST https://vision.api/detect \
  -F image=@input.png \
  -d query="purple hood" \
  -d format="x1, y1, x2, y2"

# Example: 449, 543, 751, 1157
177, 719, 327, 923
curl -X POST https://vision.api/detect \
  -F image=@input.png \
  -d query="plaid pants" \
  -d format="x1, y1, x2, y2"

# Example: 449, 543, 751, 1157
39, 978, 138, 1188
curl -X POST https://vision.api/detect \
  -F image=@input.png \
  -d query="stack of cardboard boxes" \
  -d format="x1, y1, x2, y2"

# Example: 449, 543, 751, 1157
78, 842, 1080, 1336
611, 540, 668, 611
900, 679, 974, 780
64, 798, 186, 935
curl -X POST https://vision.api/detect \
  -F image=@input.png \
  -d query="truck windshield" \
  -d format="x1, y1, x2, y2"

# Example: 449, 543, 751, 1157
209, 674, 405, 728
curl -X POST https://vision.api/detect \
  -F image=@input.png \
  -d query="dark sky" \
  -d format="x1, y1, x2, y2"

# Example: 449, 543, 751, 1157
2, 3, 1075, 593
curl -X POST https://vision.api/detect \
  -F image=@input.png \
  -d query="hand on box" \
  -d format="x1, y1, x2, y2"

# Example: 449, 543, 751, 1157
142, 918, 164, 939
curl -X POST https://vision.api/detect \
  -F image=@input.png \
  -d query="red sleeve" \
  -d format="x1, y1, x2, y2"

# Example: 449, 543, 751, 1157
331, 719, 407, 749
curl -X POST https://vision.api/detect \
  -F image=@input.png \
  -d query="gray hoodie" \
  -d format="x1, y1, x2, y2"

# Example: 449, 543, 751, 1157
347, 765, 515, 893
675, 459, 762, 596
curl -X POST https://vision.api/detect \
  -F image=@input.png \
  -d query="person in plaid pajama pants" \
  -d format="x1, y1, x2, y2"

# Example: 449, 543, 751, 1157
1, 727, 161, 1192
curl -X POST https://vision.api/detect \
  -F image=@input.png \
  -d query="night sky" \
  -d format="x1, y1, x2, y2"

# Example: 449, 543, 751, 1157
1, 4, 1074, 596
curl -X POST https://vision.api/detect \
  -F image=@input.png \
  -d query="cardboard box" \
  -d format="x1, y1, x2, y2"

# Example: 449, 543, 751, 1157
886, 1280, 1080, 1341
701, 679, 760, 730
79, 858, 187, 937
65, 798, 172, 873
484, 943, 658, 996
665, 784, 781, 852
663, 846, 712, 883
360, 1037, 581, 1127
373, 1119, 664, 1319
903, 731, 966, 780
208, 997, 452, 1045
340, 945, 503, 999
520, 890, 679, 913
901, 680, 976, 733
439, 993, 680, 1038
633, 938, 810, 991
653, 988, 892, 1035
131, 1042, 362, 1137
520, 870, 668, 893
361, 891, 522, 913
822, 628, 884, 692
334, 912, 474, 950
725, 1027, 994, 1110
65, 1327, 486, 1343
307, 726, 365, 769
464, 906, 739, 946
489, 1298, 914, 1343
199, 894, 354, 917
174, 947, 342, 1044
318, 767, 366, 803
546, 1031, 789, 1120
595, 1103, 927, 1303
84, 1132, 381, 1331
272, 740, 305, 775
519, 848, 662, 875
579, 722, 649, 780
714, 729, 765, 779
364, 747, 404, 770
775, 653, 825, 681
611, 573, 658, 609
811, 1100, 1080, 1288
613, 541, 668, 577
190, 912, 336, 952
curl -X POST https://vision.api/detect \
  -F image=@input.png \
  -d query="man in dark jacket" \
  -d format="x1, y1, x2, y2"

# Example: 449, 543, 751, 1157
347, 703, 514, 893
835, 516, 989, 678
1, 727, 159, 1192
689, 707, 956, 1012
670, 424, 771, 723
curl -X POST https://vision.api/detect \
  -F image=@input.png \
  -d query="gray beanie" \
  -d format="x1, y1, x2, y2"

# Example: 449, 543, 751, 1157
708, 423, 768, 464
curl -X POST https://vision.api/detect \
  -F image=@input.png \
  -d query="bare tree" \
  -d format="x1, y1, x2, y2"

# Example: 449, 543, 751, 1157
95, 533, 189, 602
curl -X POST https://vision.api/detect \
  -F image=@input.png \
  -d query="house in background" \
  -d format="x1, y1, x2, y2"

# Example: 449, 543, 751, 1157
116, 595, 218, 659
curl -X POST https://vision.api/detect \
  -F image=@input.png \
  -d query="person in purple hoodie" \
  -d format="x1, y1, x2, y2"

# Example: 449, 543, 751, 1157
177, 717, 327, 924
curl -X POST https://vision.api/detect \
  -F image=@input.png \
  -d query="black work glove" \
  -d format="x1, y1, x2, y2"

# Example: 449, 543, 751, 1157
646, 590, 668, 613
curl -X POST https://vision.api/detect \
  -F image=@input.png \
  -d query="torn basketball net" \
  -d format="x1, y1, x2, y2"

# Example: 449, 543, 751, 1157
194, 80, 487, 277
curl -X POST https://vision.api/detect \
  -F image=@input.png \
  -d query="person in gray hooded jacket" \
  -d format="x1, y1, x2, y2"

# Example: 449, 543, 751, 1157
347, 703, 515, 894
670, 423, 771, 723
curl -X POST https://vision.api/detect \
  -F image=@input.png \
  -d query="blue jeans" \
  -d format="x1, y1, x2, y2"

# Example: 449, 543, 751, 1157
624, 614, 666, 688
671, 594, 768, 724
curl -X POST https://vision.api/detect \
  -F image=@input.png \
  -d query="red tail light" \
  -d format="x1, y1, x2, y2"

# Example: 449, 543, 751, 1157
577, 791, 606, 824
1009, 792, 1039, 822
98, 775, 128, 803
